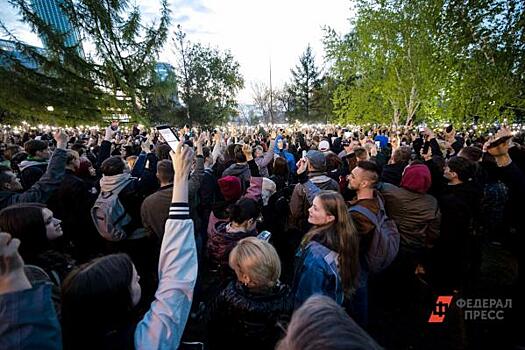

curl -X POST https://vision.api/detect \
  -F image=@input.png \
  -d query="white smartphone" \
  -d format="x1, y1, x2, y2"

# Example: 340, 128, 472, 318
156, 125, 180, 151
302, 150, 307, 159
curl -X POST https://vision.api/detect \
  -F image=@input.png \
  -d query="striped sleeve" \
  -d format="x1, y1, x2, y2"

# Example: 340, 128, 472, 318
168, 202, 190, 220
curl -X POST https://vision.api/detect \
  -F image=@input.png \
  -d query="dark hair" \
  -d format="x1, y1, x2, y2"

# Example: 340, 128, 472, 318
202, 146, 211, 160
228, 198, 260, 225
357, 160, 380, 185
459, 146, 482, 162
273, 156, 290, 178
392, 146, 411, 164
353, 147, 368, 160
71, 143, 85, 157
326, 153, 343, 172
0, 165, 14, 190
24, 139, 48, 156
4, 145, 22, 160
0, 203, 47, 261
233, 144, 247, 163
277, 295, 382, 350
61, 254, 135, 348
156, 144, 172, 161
101, 156, 126, 176
447, 156, 475, 182
157, 160, 174, 184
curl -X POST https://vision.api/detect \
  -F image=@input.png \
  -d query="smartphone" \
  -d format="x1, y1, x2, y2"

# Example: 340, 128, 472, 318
156, 125, 180, 151
375, 141, 381, 149
257, 231, 272, 241
302, 150, 307, 159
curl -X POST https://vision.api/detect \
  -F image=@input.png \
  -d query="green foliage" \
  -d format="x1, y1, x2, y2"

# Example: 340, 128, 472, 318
173, 26, 244, 127
323, 0, 525, 126
0, 0, 171, 124
288, 45, 322, 121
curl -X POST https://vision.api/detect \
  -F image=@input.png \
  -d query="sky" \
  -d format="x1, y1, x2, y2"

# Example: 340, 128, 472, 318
1, 0, 354, 103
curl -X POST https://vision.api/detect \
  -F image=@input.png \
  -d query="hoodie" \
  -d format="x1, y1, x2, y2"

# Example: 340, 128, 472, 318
19, 159, 49, 191
274, 135, 297, 174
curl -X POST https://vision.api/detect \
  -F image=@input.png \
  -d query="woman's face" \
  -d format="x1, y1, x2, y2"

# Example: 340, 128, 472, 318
43, 208, 62, 240
308, 197, 335, 226
130, 264, 141, 307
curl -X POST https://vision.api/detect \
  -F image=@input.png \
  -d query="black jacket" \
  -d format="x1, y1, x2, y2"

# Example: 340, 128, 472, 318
0, 148, 67, 210
208, 280, 293, 350
381, 161, 407, 187
46, 169, 101, 262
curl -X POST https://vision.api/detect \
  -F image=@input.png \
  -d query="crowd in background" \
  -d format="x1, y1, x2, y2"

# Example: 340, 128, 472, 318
0, 120, 524, 350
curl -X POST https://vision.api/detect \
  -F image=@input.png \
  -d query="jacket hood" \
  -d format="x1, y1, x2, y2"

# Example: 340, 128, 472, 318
224, 163, 249, 175
100, 173, 132, 193
19, 160, 48, 172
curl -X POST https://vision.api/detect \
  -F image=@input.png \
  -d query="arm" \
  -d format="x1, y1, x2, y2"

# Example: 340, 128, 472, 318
188, 156, 205, 197
5, 132, 68, 207
135, 145, 197, 350
259, 139, 275, 168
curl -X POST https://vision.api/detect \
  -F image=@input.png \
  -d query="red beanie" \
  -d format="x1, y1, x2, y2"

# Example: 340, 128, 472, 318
400, 164, 432, 194
218, 176, 242, 202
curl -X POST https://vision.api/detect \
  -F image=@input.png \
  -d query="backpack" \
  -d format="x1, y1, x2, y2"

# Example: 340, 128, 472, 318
349, 195, 399, 273
91, 181, 132, 241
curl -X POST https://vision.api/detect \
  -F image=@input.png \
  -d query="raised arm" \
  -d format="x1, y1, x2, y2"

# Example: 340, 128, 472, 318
135, 143, 197, 350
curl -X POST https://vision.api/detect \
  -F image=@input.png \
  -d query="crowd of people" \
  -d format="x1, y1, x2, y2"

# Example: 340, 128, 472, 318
0, 120, 524, 349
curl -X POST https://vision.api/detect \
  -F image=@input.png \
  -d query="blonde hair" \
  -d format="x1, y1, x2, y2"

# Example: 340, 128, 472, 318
229, 236, 281, 289
126, 155, 138, 170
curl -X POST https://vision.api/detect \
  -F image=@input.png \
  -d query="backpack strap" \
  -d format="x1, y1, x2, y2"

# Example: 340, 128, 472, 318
349, 205, 380, 227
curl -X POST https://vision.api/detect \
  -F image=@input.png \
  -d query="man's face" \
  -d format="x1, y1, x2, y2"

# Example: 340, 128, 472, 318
36, 148, 51, 160
255, 148, 263, 158
443, 165, 455, 182
5, 172, 23, 192
348, 167, 365, 190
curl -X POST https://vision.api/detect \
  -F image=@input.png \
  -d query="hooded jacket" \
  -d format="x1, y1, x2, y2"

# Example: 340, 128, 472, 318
207, 222, 258, 268
222, 163, 251, 184
19, 159, 49, 191
274, 135, 297, 174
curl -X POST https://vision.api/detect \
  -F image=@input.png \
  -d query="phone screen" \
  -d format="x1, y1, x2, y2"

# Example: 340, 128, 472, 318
156, 126, 180, 151
302, 150, 307, 159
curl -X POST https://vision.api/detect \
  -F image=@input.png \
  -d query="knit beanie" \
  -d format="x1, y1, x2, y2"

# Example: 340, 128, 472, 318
218, 176, 242, 202
400, 164, 432, 194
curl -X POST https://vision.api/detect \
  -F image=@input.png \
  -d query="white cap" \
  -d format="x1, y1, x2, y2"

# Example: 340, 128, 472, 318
319, 140, 330, 152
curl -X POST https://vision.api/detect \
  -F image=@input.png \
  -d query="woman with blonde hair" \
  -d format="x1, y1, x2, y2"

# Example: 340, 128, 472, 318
207, 236, 293, 350
293, 190, 360, 308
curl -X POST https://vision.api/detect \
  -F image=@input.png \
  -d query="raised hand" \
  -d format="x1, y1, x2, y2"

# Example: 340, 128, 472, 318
0, 232, 31, 295
171, 143, 194, 183
242, 143, 253, 161
54, 129, 68, 149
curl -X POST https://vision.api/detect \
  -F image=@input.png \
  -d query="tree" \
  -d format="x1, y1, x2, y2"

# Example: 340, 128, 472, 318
173, 27, 244, 127
0, 0, 171, 124
288, 44, 322, 121
324, 0, 525, 126
251, 81, 273, 123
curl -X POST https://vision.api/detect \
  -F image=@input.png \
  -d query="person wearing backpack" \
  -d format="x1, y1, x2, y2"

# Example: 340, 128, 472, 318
92, 125, 159, 305
347, 160, 400, 326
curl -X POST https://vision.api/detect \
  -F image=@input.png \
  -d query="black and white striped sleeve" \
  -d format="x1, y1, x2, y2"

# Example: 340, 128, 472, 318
169, 203, 190, 220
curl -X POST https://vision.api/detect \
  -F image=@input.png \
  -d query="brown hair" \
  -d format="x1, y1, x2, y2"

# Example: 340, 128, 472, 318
303, 191, 359, 295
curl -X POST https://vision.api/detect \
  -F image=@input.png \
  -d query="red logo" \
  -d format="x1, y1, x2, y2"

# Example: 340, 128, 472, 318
428, 296, 453, 323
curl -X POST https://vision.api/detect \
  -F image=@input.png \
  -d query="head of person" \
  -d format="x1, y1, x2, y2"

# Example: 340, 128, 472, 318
0, 165, 24, 192
4, 145, 22, 161
156, 160, 174, 186
24, 139, 50, 159
353, 147, 369, 162
101, 156, 129, 176
61, 254, 140, 347
306, 191, 359, 294
444, 156, 475, 184
319, 140, 330, 153
400, 163, 432, 194
156, 143, 172, 161
229, 236, 281, 291
218, 176, 242, 202
126, 155, 138, 171
391, 146, 411, 164
66, 150, 81, 171
255, 145, 264, 158
305, 150, 326, 172
0, 203, 62, 261
233, 144, 247, 163
348, 161, 379, 191
228, 197, 261, 232
71, 143, 86, 157
326, 153, 343, 172
261, 177, 277, 206
276, 295, 382, 350
273, 156, 290, 178
202, 146, 213, 167
458, 146, 483, 163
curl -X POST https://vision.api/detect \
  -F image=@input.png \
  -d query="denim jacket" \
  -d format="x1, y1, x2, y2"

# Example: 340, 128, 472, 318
0, 282, 62, 350
293, 241, 343, 308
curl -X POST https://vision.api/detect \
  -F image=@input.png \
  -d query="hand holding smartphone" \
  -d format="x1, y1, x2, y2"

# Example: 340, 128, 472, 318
156, 125, 180, 151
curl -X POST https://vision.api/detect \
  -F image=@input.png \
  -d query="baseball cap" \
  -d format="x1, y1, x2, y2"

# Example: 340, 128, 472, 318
306, 150, 326, 170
